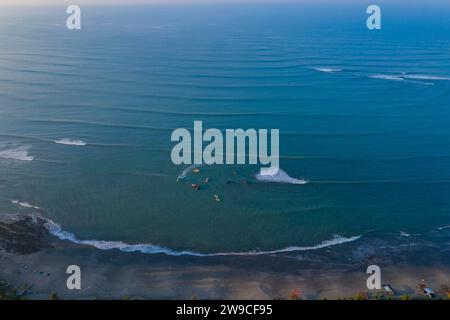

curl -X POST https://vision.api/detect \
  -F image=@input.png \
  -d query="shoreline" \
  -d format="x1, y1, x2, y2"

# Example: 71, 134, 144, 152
0, 216, 449, 300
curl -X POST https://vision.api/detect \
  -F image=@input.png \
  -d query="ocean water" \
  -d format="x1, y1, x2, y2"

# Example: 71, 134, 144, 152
1, 4, 450, 256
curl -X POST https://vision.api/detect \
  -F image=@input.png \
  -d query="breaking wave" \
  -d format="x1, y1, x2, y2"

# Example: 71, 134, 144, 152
402, 74, 450, 81
400, 231, 410, 237
43, 218, 360, 256
369, 75, 404, 81
10, 200, 40, 209
255, 168, 308, 185
177, 164, 203, 181
55, 138, 87, 146
314, 67, 342, 73
0, 145, 34, 161
369, 73, 449, 85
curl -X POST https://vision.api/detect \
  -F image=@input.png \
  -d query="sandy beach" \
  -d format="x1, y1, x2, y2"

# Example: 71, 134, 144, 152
0, 216, 448, 300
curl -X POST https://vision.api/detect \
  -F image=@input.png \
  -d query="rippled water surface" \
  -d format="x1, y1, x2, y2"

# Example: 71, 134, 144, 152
1, 4, 450, 256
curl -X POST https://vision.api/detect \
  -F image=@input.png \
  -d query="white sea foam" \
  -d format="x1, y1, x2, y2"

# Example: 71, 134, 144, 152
55, 138, 87, 146
0, 145, 34, 161
44, 219, 360, 257
369, 75, 404, 81
177, 163, 203, 181
255, 168, 308, 185
314, 67, 342, 73
370, 73, 449, 84
10, 200, 40, 209
402, 74, 450, 81
217, 234, 362, 256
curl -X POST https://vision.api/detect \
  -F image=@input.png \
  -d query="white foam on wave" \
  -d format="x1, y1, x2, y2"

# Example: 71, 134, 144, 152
177, 163, 203, 181
402, 74, 450, 81
0, 145, 34, 161
10, 200, 40, 209
314, 67, 342, 73
217, 234, 362, 256
43, 219, 360, 257
370, 73, 449, 85
370, 75, 404, 81
55, 138, 87, 146
255, 168, 308, 185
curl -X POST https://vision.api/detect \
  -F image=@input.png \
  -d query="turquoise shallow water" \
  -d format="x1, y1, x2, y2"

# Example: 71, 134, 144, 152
0, 4, 450, 255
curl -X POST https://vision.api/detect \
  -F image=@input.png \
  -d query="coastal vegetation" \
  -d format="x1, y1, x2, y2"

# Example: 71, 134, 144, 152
0, 279, 27, 300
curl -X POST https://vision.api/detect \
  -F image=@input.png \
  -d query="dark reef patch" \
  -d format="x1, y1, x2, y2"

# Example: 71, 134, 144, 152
0, 216, 51, 254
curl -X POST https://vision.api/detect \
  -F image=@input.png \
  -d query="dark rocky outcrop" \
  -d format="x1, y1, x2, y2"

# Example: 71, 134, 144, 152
0, 216, 51, 254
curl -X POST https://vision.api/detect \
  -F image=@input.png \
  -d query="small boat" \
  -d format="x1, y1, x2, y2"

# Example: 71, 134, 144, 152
193, 168, 200, 173
214, 194, 221, 202
191, 184, 200, 190
205, 177, 210, 184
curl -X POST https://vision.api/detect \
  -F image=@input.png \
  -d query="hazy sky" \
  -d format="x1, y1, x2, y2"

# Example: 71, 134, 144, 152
1, 0, 311, 5
0, 0, 405, 5
0, 0, 440, 5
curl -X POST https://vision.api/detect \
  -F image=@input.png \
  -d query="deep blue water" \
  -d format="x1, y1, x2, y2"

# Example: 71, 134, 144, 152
0, 4, 450, 256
